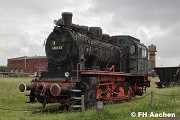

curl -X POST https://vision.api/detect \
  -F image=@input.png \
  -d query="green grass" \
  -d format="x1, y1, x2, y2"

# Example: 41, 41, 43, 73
0, 77, 180, 120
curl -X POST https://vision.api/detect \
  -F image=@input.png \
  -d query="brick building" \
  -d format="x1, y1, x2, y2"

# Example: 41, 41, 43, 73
7, 56, 48, 73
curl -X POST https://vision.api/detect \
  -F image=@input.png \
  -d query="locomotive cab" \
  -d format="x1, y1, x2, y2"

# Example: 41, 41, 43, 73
111, 35, 150, 74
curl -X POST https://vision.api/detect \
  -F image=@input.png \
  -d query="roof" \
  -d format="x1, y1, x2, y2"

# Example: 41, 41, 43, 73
112, 35, 141, 42
8, 56, 47, 60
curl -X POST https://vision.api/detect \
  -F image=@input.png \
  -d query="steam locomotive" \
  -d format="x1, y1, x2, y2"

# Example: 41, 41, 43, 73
19, 12, 151, 109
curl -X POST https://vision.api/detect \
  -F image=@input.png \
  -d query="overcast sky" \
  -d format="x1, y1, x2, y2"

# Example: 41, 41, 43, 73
0, 0, 179, 67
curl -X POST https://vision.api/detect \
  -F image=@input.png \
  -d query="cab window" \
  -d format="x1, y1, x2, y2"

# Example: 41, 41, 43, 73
142, 49, 147, 58
130, 45, 136, 55
139, 48, 142, 57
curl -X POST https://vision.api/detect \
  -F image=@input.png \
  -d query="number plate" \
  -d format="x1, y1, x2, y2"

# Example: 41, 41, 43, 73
52, 45, 63, 50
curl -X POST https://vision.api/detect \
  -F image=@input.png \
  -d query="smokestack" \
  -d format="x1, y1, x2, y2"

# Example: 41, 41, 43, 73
62, 12, 73, 29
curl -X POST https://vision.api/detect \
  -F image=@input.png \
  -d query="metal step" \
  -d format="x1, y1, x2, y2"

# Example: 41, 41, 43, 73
71, 105, 82, 108
71, 97, 81, 100
70, 89, 81, 92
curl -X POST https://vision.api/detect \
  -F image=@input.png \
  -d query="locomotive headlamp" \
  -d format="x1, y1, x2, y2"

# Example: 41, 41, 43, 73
34, 72, 38, 77
65, 72, 69, 77
53, 20, 57, 25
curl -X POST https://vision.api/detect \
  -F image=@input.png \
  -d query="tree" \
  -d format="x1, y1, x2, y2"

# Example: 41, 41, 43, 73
0, 65, 8, 72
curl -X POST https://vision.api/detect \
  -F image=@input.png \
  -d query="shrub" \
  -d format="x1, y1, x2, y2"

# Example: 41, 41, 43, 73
13, 72, 26, 77
0, 65, 8, 72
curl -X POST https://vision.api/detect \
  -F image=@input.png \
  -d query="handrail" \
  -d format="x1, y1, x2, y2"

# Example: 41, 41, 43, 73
76, 63, 81, 81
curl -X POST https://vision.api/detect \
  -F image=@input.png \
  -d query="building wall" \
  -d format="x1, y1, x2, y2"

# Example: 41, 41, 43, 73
8, 57, 48, 73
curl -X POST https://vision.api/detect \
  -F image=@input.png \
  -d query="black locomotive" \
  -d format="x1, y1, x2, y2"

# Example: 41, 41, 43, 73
19, 12, 151, 109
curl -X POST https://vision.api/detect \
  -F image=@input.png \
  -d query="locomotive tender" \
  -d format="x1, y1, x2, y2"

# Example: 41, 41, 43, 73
19, 12, 151, 109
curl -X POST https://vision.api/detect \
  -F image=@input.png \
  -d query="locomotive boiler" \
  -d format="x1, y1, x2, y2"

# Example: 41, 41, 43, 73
19, 12, 151, 109
46, 12, 123, 72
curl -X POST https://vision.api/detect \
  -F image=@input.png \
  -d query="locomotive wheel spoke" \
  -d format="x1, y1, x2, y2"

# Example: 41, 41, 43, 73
115, 84, 124, 97
127, 86, 133, 101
